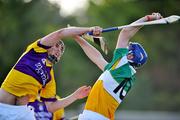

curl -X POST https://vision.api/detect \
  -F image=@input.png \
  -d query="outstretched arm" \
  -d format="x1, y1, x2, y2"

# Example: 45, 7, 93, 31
40, 27, 97, 47
116, 13, 163, 48
45, 86, 91, 112
74, 36, 108, 71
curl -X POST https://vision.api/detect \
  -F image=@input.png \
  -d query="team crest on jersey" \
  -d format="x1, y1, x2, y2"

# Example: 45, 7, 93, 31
41, 58, 46, 65
38, 103, 44, 111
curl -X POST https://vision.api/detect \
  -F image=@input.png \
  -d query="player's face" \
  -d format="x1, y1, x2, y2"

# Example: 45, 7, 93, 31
48, 42, 64, 61
127, 53, 134, 60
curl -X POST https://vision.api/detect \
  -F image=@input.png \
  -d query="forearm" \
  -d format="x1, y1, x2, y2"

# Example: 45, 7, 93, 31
121, 13, 161, 38
75, 36, 102, 61
58, 27, 93, 38
46, 85, 91, 112
117, 13, 161, 48
119, 16, 148, 40
41, 27, 92, 47
131, 16, 148, 24
75, 36, 107, 70
46, 93, 77, 112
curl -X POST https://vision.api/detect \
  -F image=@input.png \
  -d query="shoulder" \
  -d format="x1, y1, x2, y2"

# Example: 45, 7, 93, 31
104, 48, 128, 71
26, 39, 51, 53
113, 48, 128, 56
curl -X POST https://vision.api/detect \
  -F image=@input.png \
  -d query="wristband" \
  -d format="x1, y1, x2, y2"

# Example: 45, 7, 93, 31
146, 15, 152, 21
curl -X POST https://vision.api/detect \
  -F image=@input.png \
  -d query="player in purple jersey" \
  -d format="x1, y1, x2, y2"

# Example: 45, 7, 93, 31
0, 26, 101, 120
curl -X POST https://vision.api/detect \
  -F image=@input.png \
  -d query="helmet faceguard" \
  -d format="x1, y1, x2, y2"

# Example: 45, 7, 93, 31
128, 42, 148, 69
47, 40, 65, 64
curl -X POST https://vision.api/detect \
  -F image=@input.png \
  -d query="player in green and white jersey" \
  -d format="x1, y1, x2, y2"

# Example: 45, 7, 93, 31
75, 13, 162, 120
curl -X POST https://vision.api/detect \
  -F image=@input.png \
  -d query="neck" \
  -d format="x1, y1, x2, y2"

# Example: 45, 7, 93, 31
46, 59, 53, 66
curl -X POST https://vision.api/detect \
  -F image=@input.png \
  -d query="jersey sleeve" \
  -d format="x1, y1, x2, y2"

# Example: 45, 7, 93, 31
26, 39, 51, 53
104, 48, 128, 71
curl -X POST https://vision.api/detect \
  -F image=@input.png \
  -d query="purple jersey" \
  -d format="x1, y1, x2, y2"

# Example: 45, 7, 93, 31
1, 40, 56, 101
28, 100, 53, 120
14, 41, 52, 87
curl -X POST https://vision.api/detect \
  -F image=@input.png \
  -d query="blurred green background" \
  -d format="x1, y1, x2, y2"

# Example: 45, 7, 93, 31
0, 0, 180, 114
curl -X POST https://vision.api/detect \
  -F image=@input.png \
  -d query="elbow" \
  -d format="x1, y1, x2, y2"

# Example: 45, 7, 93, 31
45, 102, 61, 113
56, 27, 71, 39
46, 103, 55, 113
56, 28, 65, 38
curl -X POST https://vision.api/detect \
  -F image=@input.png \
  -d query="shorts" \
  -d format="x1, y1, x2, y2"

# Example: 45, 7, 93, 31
0, 103, 36, 120
78, 110, 109, 120
84, 80, 119, 120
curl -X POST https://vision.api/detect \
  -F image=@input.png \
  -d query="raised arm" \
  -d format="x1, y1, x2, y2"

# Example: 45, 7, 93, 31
45, 86, 91, 112
40, 27, 95, 47
74, 36, 108, 71
116, 13, 163, 48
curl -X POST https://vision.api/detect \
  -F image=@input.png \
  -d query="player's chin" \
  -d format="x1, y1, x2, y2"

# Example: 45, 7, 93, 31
57, 56, 61, 61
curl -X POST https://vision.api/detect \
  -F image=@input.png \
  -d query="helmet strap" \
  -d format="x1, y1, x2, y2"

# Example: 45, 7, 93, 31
47, 55, 58, 64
